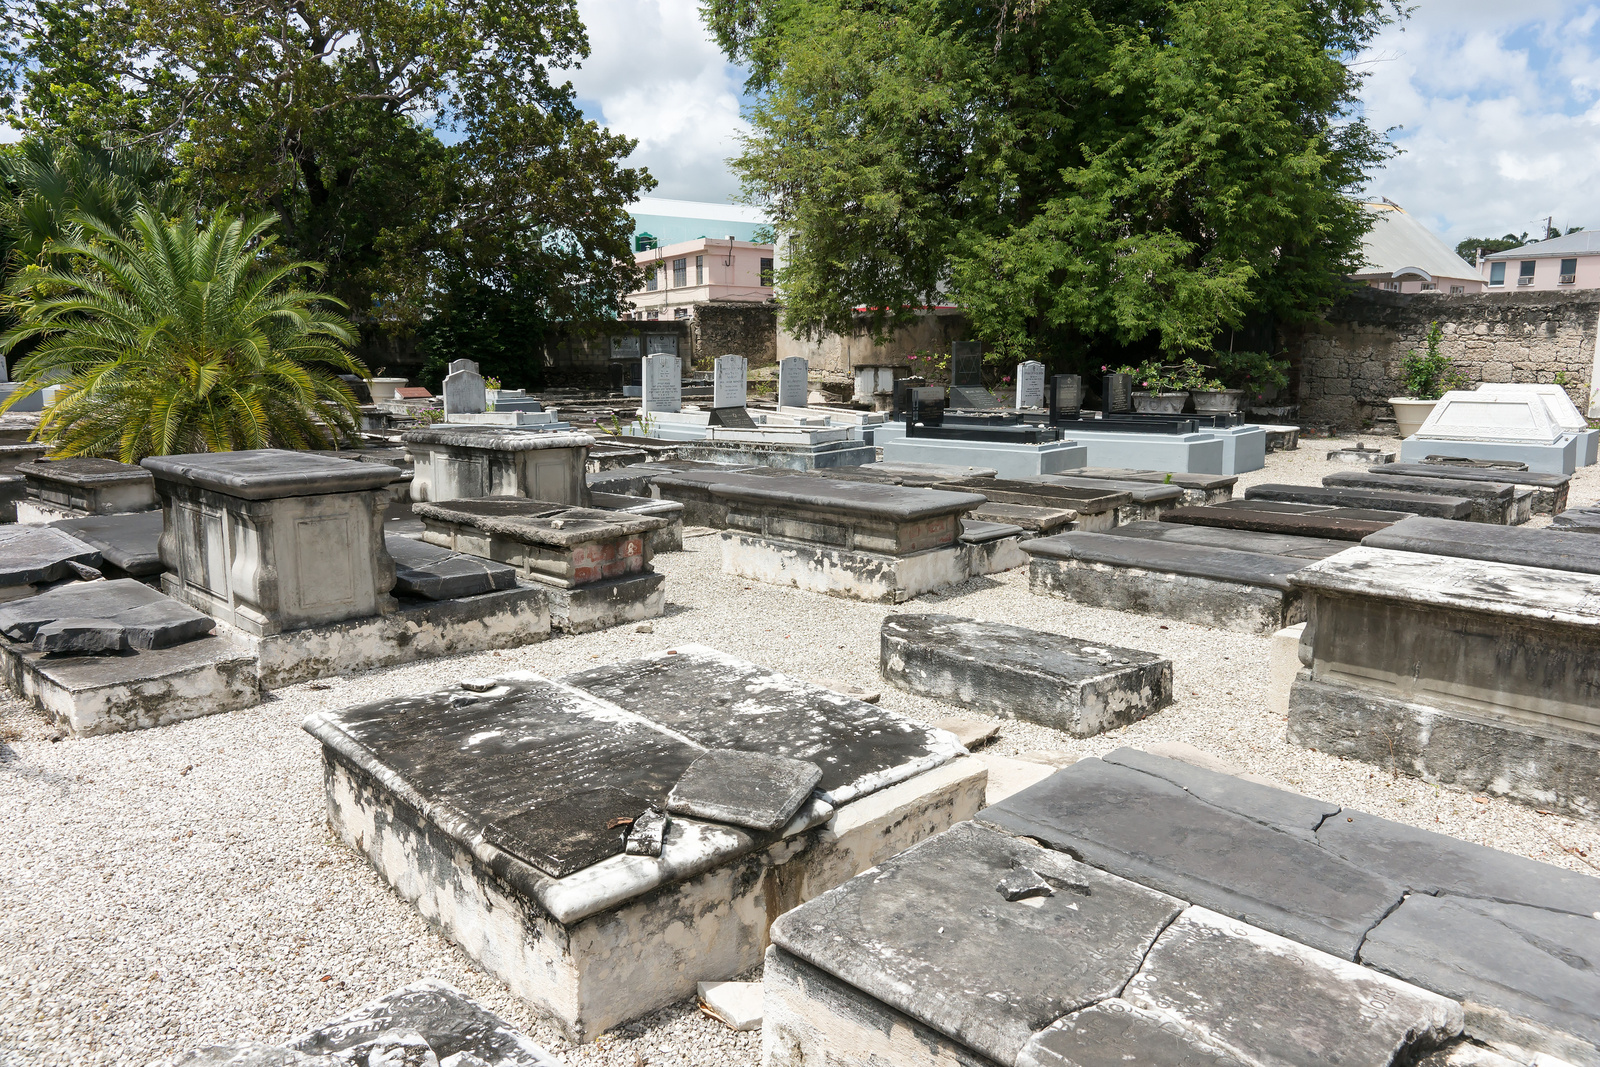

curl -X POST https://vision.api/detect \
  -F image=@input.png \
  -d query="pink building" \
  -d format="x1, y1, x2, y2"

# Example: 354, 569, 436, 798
1350, 201, 1486, 295
624, 237, 775, 320
1479, 230, 1600, 292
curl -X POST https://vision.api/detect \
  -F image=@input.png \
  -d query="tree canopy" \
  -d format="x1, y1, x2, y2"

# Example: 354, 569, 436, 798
709, 0, 1401, 364
1, 0, 654, 376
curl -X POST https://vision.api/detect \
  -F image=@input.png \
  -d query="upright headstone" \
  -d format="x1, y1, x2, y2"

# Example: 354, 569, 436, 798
610, 335, 642, 361
1051, 374, 1083, 420
1016, 361, 1047, 409
778, 357, 809, 408
951, 342, 983, 388
714, 354, 749, 409
443, 359, 486, 416
642, 354, 683, 414
1104, 372, 1133, 414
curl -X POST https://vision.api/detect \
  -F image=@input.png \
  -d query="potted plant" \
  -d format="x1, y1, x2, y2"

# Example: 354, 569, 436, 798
1208, 350, 1289, 415
1130, 361, 1189, 414
366, 367, 409, 403
1390, 321, 1462, 437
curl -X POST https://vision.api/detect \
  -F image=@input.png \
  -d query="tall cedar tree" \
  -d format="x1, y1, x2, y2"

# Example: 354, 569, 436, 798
707, 0, 1399, 363
0, 0, 654, 367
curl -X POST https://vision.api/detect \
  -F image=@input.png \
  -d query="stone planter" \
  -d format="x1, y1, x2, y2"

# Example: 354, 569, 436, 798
1389, 397, 1439, 438
367, 378, 408, 403
1191, 389, 1245, 414
1132, 391, 1189, 415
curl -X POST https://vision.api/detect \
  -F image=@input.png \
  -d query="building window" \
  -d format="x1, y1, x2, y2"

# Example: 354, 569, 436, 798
696, 255, 705, 285
760, 258, 775, 286
1518, 260, 1536, 285
673, 258, 687, 287
1420, 282, 1436, 291
1382, 281, 1400, 291
1450, 285, 1465, 295
674, 307, 689, 319
1489, 262, 1506, 286
647, 311, 660, 320
646, 266, 658, 292
1560, 258, 1578, 285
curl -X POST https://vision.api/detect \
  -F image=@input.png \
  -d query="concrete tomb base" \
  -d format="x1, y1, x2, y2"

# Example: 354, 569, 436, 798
1023, 532, 1308, 634
1287, 545, 1600, 817
15, 457, 158, 522
1400, 435, 1577, 476
879, 434, 1089, 479
880, 613, 1172, 736
722, 532, 974, 604
305, 646, 981, 1042
1045, 427, 1226, 475
674, 436, 879, 470
402, 427, 592, 504
588, 491, 685, 552
764, 811, 1472, 1067
958, 521, 1029, 574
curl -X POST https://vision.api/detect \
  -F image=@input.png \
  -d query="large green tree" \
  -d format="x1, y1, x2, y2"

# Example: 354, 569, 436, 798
0, 0, 654, 349
709, 0, 1399, 363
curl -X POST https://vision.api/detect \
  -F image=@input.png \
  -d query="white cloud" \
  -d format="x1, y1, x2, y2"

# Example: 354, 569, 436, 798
1357, 1, 1600, 247
568, 0, 749, 203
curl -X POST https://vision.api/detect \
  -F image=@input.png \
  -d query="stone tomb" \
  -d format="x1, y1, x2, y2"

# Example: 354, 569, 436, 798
1372, 462, 1569, 514
180, 978, 561, 1066
1022, 530, 1313, 634
1321, 470, 1530, 525
0, 578, 259, 736
1163, 500, 1406, 541
403, 426, 592, 505
1475, 382, 1599, 466
414, 497, 667, 632
15, 457, 157, 522
880, 613, 1173, 736
1287, 544, 1600, 818
713, 474, 995, 602
1401, 391, 1579, 475
306, 645, 982, 1041
1244, 482, 1475, 521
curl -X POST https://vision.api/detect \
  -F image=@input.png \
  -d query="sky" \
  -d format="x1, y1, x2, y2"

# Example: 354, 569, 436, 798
567, 0, 1600, 249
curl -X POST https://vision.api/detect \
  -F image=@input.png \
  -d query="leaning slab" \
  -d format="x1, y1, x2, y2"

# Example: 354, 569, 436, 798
880, 613, 1172, 736
386, 534, 519, 600
414, 497, 667, 632
16, 457, 157, 521
1245, 483, 1475, 520
0, 578, 214, 651
1362, 515, 1600, 576
47, 510, 164, 579
1023, 532, 1309, 634
308, 646, 979, 1042
1288, 546, 1600, 816
0, 524, 102, 600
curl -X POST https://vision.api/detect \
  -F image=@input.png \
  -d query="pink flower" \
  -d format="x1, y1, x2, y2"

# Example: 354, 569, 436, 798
1101, 365, 1108, 372
908, 354, 918, 361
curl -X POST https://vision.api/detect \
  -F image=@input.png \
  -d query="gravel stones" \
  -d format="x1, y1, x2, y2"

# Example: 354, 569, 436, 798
666, 749, 822, 832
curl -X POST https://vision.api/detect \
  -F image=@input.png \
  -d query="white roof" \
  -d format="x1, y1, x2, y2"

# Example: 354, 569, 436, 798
1482, 229, 1600, 261
627, 197, 769, 224
1354, 202, 1480, 283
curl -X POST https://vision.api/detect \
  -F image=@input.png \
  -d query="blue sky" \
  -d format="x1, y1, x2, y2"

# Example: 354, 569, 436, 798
569, 0, 1600, 248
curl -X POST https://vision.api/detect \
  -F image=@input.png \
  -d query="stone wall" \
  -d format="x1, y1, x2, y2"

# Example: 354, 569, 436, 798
542, 321, 694, 387
692, 303, 779, 368
1288, 288, 1600, 428
778, 309, 974, 375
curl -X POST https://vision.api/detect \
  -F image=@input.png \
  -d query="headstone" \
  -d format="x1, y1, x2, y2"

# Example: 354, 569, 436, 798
1050, 375, 1083, 419
645, 333, 678, 356
1104, 372, 1133, 414
777, 356, 809, 408
1015, 361, 1047, 409
709, 406, 757, 429
443, 358, 486, 416
610, 334, 642, 360
641, 354, 682, 414
713, 354, 748, 409
951, 341, 983, 388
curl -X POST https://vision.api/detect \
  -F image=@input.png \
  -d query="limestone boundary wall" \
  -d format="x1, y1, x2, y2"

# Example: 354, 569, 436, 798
1287, 288, 1600, 429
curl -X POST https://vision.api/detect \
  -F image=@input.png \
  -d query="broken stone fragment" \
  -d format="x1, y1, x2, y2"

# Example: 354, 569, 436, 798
358, 1029, 438, 1067
32, 617, 129, 654
998, 868, 1054, 902
666, 748, 823, 832
625, 807, 668, 856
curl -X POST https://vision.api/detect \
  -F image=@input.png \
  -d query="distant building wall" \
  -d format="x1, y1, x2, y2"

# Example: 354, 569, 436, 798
693, 303, 779, 368
1287, 288, 1600, 427
778, 308, 972, 375
543, 321, 694, 387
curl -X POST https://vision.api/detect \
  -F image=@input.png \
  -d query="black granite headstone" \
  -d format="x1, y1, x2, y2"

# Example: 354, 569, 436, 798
951, 341, 983, 388
709, 406, 758, 429
1050, 374, 1083, 420
1104, 373, 1133, 414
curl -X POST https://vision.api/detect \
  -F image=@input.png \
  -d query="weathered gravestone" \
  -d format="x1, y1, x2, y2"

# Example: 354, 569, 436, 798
778, 356, 809, 409
304, 645, 979, 1041
642, 353, 682, 415
443, 358, 487, 416
403, 426, 592, 504
713, 353, 748, 409
1015, 361, 1047, 409
16, 457, 157, 521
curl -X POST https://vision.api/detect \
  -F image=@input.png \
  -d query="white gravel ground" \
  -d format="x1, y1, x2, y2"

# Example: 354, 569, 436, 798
2, 434, 1597, 1067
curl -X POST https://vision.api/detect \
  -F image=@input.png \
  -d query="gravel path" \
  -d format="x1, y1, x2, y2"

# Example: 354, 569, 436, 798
3, 435, 1597, 1067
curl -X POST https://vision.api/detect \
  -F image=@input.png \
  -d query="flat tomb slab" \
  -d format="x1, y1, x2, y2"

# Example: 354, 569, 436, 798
0, 632, 258, 737
1361, 515, 1600, 575
1323, 472, 1521, 524
0, 525, 101, 593
1103, 519, 1348, 559
935, 475, 1132, 516
140, 449, 399, 498
1161, 503, 1399, 541
48, 510, 164, 577
1245, 483, 1473, 520
766, 821, 1461, 1067
1022, 532, 1308, 634
0, 578, 214, 651
969, 500, 1077, 534
879, 613, 1172, 737
19, 456, 157, 516
386, 533, 518, 599
1376, 462, 1568, 513
415, 498, 662, 588
308, 656, 979, 1041
720, 530, 973, 603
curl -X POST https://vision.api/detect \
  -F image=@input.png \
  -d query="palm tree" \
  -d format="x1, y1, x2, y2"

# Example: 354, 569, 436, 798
0, 207, 367, 460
